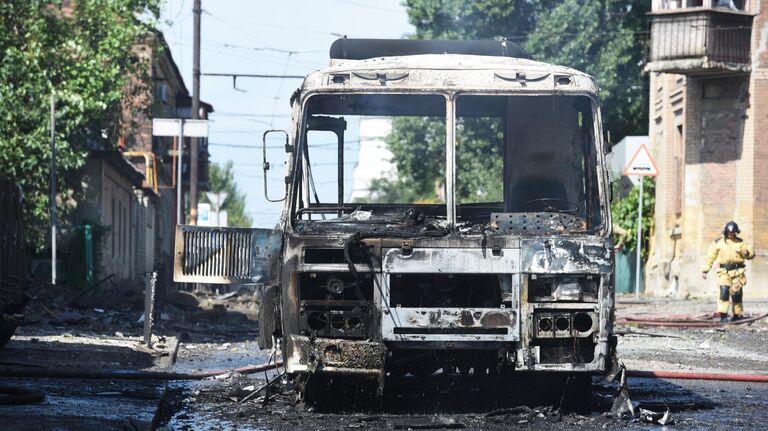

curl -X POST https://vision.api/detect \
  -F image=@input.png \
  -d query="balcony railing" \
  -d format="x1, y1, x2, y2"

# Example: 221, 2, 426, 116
647, 8, 753, 74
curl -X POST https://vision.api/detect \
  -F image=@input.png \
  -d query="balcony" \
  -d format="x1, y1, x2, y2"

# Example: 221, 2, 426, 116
647, 7, 753, 75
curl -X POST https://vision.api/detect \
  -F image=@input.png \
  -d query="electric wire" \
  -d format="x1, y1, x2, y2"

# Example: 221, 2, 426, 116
327, 0, 402, 13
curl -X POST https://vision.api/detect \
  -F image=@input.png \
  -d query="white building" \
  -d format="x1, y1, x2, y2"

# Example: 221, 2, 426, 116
607, 136, 650, 186
349, 118, 397, 201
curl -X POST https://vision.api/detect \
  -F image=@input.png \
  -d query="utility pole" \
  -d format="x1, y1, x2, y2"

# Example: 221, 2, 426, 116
189, 0, 201, 225
622, 144, 658, 300
176, 126, 184, 224
50, 92, 57, 285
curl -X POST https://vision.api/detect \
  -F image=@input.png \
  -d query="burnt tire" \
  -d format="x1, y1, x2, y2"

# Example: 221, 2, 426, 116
257, 285, 279, 350
0, 322, 17, 348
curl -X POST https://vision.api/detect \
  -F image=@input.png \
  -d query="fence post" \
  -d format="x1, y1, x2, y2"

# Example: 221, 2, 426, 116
84, 224, 93, 289
143, 271, 158, 346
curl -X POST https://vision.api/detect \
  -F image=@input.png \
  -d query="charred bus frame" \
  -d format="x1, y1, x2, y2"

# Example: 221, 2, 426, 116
174, 39, 616, 405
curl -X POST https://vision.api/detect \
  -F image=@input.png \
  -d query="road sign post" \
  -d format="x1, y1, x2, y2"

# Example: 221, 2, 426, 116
152, 118, 208, 226
623, 144, 659, 300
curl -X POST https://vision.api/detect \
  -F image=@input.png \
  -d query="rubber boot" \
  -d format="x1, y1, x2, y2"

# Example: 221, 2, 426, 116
719, 313, 728, 323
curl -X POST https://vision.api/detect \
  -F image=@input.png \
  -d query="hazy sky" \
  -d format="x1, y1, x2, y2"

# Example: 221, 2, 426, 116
158, 0, 414, 227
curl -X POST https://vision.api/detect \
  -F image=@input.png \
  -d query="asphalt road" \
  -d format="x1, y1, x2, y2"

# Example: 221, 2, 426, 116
2, 297, 767, 430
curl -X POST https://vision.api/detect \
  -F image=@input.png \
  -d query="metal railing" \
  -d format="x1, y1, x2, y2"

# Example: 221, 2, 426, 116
649, 9, 752, 67
173, 225, 281, 284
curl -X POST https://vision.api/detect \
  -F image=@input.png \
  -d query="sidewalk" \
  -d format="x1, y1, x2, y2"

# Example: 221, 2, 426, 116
615, 296, 768, 374
0, 284, 264, 430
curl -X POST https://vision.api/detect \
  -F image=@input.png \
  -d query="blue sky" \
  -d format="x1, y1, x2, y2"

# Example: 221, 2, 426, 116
158, 0, 414, 227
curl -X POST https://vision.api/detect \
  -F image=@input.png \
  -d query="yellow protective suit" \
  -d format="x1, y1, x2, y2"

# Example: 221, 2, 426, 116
701, 236, 755, 316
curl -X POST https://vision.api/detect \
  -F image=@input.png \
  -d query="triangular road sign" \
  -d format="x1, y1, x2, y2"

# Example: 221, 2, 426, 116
624, 144, 659, 177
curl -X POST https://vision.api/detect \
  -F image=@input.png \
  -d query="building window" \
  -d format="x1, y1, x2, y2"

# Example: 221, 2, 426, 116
714, 0, 745, 11
660, 0, 703, 9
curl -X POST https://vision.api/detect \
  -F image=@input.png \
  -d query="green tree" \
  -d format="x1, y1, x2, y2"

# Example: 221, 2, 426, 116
359, 117, 445, 204
371, 0, 649, 202
200, 161, 253, 228
404, 0, 649, 138
404, 0, 541, 40
367, 2, 540, 204
611, 177, 655, 260
526, 0, 649, 138
0, 0, 159, 248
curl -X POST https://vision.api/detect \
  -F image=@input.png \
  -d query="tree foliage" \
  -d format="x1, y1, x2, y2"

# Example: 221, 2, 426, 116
371, 0, 649, 204
363, 117, 446, 203
200, 161, 253, 228
404, 0, 541, 40
403, 0, 649, 137
611, 177, 655, 259
0, 0, 159, 248
525, 0, 649, 138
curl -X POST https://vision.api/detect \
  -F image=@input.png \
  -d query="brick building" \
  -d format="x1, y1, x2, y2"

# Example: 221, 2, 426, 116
645, 0, 768, 297
122, 32, 212, 281
72, 32, 212, 285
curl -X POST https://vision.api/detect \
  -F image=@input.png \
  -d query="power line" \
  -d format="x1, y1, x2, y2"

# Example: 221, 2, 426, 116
326, 0, 402, 14
203, 10, 269, 46
210, 140, 363, 149
174, 34, 327, 59
202, 72, 305, 79
212, 112, 291, 118
199, 13, 347, 37
175, 41, 320, 71
228, 160, 359, 167
220, 43, 325, 56
269, 53, 295, 128
200, 71, 305, 94
503, 29, 651, 42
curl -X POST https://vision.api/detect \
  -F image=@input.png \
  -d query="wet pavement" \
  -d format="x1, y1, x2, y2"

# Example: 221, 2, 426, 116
0, 332, 167, 430
163, 370, 768, 430
1, 296, 767, 430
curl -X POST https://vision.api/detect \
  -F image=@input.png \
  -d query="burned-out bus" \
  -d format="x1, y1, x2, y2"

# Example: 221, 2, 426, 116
175, 39, 616, 408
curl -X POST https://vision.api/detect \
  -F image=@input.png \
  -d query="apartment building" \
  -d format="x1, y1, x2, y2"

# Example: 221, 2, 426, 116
645, 0, 768, 297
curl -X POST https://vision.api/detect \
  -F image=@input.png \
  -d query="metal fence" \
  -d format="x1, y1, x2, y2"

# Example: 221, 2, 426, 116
0, 179, 25, 311
649, 10, 752, 66
174, 225, 281, 284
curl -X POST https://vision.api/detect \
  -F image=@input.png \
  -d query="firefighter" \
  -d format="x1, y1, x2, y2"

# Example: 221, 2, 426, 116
701, 221, 755, 322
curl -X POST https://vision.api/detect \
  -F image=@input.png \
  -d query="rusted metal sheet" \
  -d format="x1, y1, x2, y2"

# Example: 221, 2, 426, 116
521, 239, 612, 274
382, 307, 519, 342
490, 212, 586, 235
173, 225, 281, 284
383, 248, 520, 274
284, 334, 385, 375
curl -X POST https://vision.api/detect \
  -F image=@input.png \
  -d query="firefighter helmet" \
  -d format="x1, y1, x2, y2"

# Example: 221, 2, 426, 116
723, 221, 741, 235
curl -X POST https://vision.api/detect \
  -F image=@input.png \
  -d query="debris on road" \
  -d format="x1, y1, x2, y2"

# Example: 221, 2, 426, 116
640, 408, 674, 425
389, 416, 466, 429
616, 312, 768, 328
611, 365, 636, 419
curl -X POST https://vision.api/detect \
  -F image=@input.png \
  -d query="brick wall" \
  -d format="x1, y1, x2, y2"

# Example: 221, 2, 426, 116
648, 3, 768, 299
